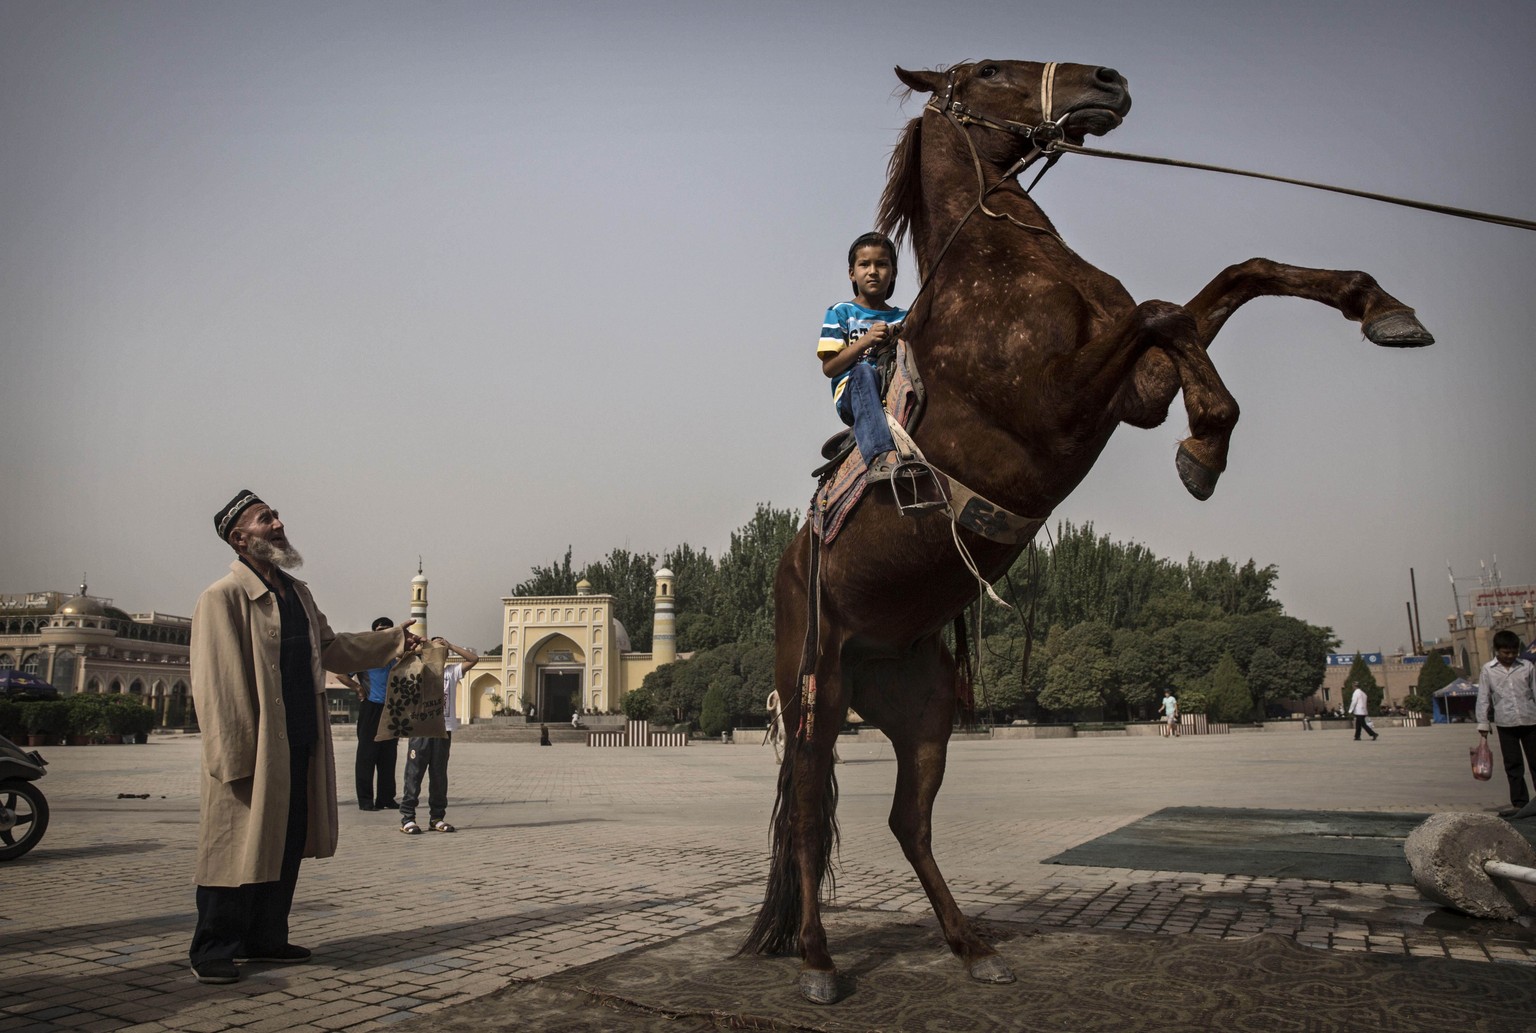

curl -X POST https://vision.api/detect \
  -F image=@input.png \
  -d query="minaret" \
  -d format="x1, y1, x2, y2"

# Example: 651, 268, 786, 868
652, 567, 676, 664
410, 558, 428, 641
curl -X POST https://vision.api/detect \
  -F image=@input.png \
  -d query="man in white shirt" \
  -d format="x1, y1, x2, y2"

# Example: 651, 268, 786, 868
398, 637, 478, 835
1348, 685, 1378, 741
1477, 630, 1536, 816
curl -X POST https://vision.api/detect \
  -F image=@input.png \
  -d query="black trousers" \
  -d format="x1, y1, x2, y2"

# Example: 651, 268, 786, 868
1353, 715, 1376, 740
1497, 724, 1536, 809
355, 700, 398, 806
190, 742, 310, 964
400, 733, 451, 824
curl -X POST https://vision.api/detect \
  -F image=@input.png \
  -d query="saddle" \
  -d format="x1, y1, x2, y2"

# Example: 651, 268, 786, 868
809, 343, 939, 545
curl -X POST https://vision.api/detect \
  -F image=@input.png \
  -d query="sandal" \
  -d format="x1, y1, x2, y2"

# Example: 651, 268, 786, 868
430, 820, 456, 833
399, 821, 423, 835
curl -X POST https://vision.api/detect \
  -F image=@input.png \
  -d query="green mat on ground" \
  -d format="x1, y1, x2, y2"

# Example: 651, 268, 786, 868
395, 909, 1536, 1033
1043, 807, 1536, 884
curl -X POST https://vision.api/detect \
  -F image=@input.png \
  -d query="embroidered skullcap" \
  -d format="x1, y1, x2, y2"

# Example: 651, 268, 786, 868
215, 490, 264, 541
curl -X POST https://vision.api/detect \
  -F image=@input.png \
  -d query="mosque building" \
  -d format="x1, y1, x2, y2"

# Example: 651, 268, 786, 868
400, 566, 683, 727
0, 582, 193, 726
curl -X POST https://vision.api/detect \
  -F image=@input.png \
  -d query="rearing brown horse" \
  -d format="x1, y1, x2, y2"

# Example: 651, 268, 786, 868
739, 59, 1432, 1005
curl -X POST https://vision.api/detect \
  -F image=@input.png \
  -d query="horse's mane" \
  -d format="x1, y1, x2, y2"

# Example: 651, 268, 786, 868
877, 116, 924, 260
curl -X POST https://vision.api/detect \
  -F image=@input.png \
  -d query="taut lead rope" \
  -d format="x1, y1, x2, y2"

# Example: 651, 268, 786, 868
1054, 142, 1536, 232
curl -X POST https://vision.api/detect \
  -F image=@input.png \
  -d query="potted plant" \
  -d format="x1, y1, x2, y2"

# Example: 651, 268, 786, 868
106, 697, 154, 743
66, 694, 108, 744
23, 700, 69, 746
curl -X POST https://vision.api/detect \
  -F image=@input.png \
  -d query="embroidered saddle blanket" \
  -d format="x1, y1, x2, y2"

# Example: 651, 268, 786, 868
809, 342, 926, 545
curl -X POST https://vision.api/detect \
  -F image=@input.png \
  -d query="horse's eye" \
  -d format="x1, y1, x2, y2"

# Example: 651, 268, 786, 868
977, 64, 999, 79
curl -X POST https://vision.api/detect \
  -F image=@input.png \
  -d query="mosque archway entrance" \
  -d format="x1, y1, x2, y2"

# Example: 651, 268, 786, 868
539, 669, 582, 724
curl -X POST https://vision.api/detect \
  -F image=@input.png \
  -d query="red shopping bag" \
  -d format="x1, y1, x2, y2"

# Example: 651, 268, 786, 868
1471, 738, 1494, 781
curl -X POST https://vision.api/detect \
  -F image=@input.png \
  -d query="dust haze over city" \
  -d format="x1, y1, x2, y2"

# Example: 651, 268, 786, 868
2, 1, 1531, 658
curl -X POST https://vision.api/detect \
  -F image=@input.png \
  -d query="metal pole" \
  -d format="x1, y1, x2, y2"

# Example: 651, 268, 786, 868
1410, 567, 1424, 654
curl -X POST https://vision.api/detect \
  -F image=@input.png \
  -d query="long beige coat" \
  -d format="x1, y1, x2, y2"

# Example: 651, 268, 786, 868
191, 560, 404, 887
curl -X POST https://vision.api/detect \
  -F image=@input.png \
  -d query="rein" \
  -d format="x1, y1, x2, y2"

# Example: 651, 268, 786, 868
1053, 142, 1536, 232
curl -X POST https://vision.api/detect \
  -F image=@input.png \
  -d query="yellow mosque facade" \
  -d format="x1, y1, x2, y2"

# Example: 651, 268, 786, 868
417, 568, 680, 727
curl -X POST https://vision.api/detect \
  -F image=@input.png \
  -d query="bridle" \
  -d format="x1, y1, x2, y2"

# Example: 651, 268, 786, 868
929, 60, 1070, 157
905, 62, 1075, 316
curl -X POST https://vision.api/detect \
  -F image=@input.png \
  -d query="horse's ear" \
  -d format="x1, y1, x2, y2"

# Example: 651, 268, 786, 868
896, 66, 945, 96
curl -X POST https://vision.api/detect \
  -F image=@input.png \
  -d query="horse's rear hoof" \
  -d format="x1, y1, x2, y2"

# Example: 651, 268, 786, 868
1363, 311, 1434, 348
968, 955, 1016, 984
798, 969, 840, 1005
1175, 444, 1219, 501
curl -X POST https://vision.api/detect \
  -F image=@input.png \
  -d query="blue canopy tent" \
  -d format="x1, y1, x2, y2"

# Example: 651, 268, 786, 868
1432, 677, 1476, 724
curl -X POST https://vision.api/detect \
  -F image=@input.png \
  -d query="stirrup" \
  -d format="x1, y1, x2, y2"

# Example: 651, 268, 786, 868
885, 457, 947, 516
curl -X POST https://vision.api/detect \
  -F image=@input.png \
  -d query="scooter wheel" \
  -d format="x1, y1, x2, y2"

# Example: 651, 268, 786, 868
0, 779, 49, 861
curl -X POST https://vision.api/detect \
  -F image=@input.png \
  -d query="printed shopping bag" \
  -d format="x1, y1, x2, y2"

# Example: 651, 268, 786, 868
375, 642, 448, 741
1471, 737, 1494, 781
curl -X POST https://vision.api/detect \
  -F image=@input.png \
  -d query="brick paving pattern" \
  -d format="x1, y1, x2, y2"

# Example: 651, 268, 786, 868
2, 726, 1531, 1031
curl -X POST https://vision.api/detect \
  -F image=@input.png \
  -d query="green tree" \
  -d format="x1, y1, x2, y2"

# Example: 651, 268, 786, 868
698, 682, 729, 737
1112, 628, 1163, 715
580, 548, 661, 652
662, 542, 720, 651
1039, 621, 1116, 717
1341, 654, 1382, 714
513, 546, 577, 596
622, 685, 657, 721
1415, 651, 1458, 695
713, 504, 801, 645
1205, 652, 1254, 722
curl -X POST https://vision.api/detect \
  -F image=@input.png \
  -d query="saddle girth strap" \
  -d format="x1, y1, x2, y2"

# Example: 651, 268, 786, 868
886, 419, 1046, 546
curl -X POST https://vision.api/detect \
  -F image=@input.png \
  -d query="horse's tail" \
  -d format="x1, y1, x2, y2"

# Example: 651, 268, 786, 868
739, 528, 839, 957
737, 733, 840, 957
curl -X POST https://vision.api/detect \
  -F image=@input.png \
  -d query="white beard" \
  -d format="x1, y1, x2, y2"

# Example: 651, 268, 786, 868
248, 535, 304, 570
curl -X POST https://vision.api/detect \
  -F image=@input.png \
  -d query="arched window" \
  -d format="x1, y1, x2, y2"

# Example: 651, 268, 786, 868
21, 653, 40, 674
87, 677, 103, 694
109, 678, 124, 694
53, 650, 77, 690
129, 679, 144, 695
0, 654, 13, 670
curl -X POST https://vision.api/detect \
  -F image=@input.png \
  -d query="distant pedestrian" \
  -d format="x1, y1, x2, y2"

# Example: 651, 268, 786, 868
1349, 685, 1378, 741
1161, 689, 1180, 737
1476, 629, 1536, 817
539, 724, 551, 746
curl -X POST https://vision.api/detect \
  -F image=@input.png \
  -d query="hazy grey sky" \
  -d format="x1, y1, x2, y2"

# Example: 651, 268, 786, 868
2, 0, 1531, 656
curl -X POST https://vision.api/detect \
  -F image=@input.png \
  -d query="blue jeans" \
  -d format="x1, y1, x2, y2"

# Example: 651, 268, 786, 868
836, 361, 895, 465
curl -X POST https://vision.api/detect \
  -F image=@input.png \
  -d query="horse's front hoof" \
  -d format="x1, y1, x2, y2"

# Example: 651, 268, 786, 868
798, 968, 840, 1005
968, 955, 1016, 984
1363, 311, 1434, 348
1175, 444, 1220, 501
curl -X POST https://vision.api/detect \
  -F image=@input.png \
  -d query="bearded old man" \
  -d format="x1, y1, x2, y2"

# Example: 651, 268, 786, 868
189, 491, 417, 985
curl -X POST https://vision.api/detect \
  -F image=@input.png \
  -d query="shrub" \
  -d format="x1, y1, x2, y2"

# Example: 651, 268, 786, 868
622, 686, 657, 722
66, 694, 110, 737
106, 697, 156, 738
23, 700, 71, 737
699, 683, 729, 738
0, 699, 22, 740
1402, 693, 1431, 715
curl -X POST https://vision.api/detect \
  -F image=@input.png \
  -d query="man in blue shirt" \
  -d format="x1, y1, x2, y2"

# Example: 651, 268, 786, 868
350, 617, 399, 810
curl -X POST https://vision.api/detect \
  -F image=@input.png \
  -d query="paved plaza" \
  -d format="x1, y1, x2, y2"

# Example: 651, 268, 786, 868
2, 725, 1532, 1032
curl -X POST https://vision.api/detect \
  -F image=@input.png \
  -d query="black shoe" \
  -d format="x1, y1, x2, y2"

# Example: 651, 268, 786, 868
376, 799, 399, 809
358, 802, 379, 811
236, 944, 312, 964
191, 958, 240, 984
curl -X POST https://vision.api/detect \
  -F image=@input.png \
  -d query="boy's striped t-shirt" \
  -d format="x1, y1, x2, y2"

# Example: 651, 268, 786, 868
817, 301, 907, 405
